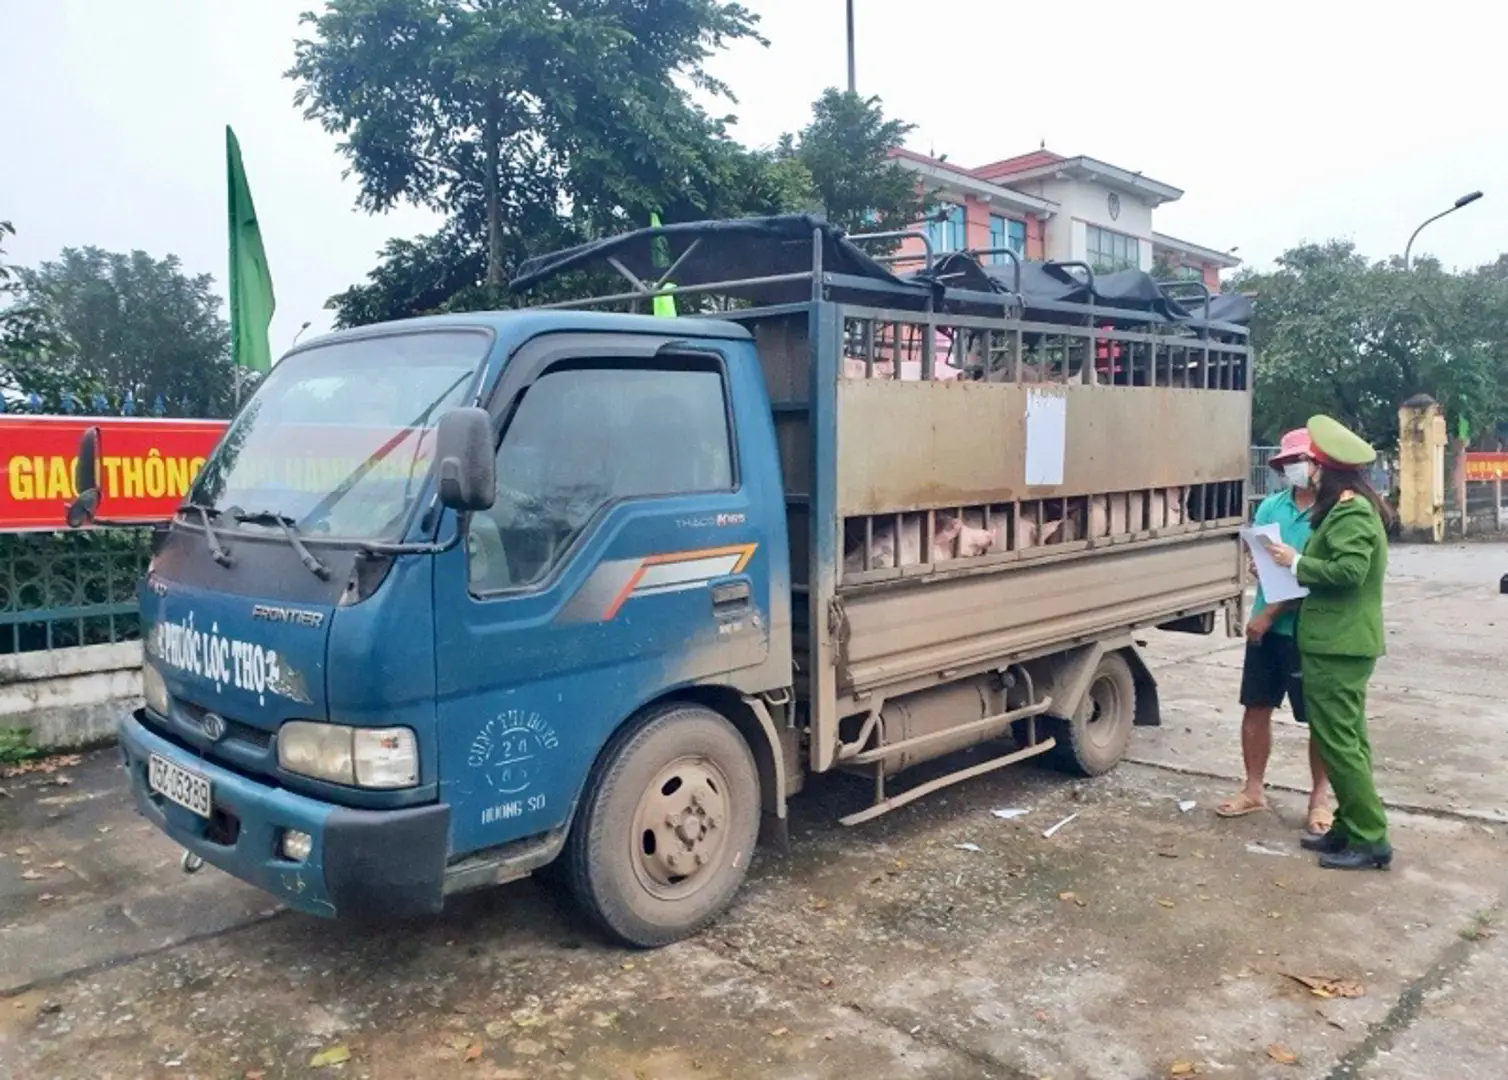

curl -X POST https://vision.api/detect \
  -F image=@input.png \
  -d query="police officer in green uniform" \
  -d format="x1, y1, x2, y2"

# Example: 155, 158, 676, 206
1267, 415, 1394, 870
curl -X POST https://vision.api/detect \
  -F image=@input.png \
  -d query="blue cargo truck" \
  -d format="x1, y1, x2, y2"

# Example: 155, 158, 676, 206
70, 217, 1253, 947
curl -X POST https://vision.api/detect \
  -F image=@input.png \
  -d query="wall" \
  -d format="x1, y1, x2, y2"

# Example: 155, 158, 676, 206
1029, 178, 1156, 270
0, 641, 141, 751
894, 191, 1043, 268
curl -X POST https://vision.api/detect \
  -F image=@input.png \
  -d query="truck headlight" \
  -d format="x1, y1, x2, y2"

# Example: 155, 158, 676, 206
142, 663, 171, 717
277, 722, 417, 789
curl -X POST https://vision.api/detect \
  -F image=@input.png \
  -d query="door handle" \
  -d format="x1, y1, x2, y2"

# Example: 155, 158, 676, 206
710, 580, 751, 611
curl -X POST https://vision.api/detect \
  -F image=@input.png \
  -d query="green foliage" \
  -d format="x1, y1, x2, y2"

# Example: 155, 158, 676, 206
1236, 241, 1508, 451
323, 91, 919, 327
0, 727, 40, 766
289, 0, 768, 301
0, 219, 18, 296
327, 225, 488, 328
1, 246, 240, 418
1150, 254, 1186, 282
779, 89, 920, 239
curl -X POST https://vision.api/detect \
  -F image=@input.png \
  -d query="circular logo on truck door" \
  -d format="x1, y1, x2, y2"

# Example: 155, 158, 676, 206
467, 710, 560, 795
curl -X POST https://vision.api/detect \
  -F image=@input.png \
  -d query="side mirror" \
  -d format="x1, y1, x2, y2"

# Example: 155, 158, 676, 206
66, 426, 102, 529
434, 407, 496, 512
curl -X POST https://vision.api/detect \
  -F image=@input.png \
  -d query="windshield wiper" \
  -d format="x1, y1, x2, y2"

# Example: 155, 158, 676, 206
183, 501, 233, 567
301, 369, 474, 530
232, 509, 332, 580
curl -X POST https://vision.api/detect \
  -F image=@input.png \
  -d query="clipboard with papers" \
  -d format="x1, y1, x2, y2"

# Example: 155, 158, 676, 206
1240, 522, 1309, 604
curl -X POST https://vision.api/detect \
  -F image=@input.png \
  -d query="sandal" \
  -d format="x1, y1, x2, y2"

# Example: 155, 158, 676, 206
1307, 806, 1334, 835
1215, 793, 1268, 818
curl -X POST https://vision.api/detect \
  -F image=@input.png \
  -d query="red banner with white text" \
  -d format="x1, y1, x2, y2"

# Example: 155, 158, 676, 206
1465, 452, 1508, 483
0, 416, 228, 532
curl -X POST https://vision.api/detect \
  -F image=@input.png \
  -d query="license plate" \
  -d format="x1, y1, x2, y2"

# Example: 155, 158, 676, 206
148, 754, 212, 819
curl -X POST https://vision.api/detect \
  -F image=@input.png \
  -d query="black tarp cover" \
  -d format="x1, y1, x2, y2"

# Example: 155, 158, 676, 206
509, 214, 1250, 328
923, 254, 1231, 324
510, 214, 910, 298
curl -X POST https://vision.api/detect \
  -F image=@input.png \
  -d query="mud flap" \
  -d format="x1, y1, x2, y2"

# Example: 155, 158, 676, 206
742, 696, 795, 855
1121, 643, 1162, 727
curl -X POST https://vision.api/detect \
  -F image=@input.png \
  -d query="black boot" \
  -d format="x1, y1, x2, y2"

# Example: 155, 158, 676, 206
1301, 829, 1347, 854
1318, 843, 1393, 871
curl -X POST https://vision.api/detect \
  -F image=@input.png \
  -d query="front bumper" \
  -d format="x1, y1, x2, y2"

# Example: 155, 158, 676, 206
119, 710, 450, 919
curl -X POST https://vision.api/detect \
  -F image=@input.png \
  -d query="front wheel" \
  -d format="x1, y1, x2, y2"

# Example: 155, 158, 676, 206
562, 702, 760, 948
1048, 651, 1137, 776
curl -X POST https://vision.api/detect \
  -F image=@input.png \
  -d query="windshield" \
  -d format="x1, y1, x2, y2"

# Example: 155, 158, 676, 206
189, 330, 488, 541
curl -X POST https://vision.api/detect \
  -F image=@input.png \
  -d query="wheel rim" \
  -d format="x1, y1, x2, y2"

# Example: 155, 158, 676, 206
1081, 673, 1124, 751
629, 754, 735, 902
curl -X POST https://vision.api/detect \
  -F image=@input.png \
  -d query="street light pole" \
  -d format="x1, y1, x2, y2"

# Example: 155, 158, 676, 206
1404, 191, 1484, 270
846, 0, 856, 93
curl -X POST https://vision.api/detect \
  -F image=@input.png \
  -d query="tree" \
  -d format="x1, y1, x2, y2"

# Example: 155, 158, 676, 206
324, 137, 816, 328
1, 247, 237, 417
289, 0, 766, 295
780, 89, 921, 239
0, 220, 18, 299
327, 224, 487, 329
1235, 241, 1504, 451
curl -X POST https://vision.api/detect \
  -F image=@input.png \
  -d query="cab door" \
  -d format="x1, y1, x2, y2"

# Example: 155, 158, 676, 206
432, 332, 774, 857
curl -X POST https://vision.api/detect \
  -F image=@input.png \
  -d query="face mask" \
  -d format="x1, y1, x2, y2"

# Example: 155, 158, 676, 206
1283, 462, 1311, 489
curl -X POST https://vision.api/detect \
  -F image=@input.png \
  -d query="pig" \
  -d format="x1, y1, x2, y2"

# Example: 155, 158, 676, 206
1167, 486, 1187, 524
1020, 516, 1065, 548
953, 517, 995, 557
1146, 487, 1188, 529
972, 358, 1106, 385
843, 512, 994, 573
843, 356, 895, 379
962, 508, 1063, 552
976, 360, 1048, 384
842, 356, 966, 381
1087, 494, 1132, 539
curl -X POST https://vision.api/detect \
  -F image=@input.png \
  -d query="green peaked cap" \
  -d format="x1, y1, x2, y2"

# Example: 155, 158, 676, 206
1306, 414, 1376, 468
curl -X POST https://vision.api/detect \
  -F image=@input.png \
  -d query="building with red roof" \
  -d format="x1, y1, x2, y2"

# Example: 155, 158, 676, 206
887, 147, 1239, 290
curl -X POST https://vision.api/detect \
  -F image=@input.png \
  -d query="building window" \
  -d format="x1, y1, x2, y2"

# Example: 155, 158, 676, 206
924, 205, 967, 255
987, 215, 1026, 263
1086, 225, 1141, 273
1175, 264, 1204, 281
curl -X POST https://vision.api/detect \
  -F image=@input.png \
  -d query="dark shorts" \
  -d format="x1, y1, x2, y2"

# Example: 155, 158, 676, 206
1239, 631, 1308, 723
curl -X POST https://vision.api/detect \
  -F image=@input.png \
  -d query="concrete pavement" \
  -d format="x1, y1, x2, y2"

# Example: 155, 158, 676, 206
3, 542, 1506, 1079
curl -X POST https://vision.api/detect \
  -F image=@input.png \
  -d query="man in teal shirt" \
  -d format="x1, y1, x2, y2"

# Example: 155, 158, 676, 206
1216, 429, 1332, 835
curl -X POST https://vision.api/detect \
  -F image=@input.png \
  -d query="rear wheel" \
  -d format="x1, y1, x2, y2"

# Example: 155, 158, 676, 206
1049, 651, 1137, 776
563, 702, 760, 948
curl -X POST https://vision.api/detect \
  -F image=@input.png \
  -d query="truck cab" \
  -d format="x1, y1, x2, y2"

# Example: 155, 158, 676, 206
83, 214, 1251, 947
110, 311, 793, 946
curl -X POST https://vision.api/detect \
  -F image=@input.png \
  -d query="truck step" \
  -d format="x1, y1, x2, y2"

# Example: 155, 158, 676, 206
837, 735, 1057, 827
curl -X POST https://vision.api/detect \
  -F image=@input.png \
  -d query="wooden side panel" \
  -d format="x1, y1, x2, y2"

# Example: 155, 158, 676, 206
835, 379, 1251, 516
837, 536, 1240, 697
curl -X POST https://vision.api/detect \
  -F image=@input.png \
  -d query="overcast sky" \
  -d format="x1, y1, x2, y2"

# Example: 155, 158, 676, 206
4, 0, 1506, 353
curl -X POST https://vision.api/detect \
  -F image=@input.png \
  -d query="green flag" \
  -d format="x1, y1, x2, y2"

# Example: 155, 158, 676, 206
226, 125, 275, 373
648, 211, 677, 318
